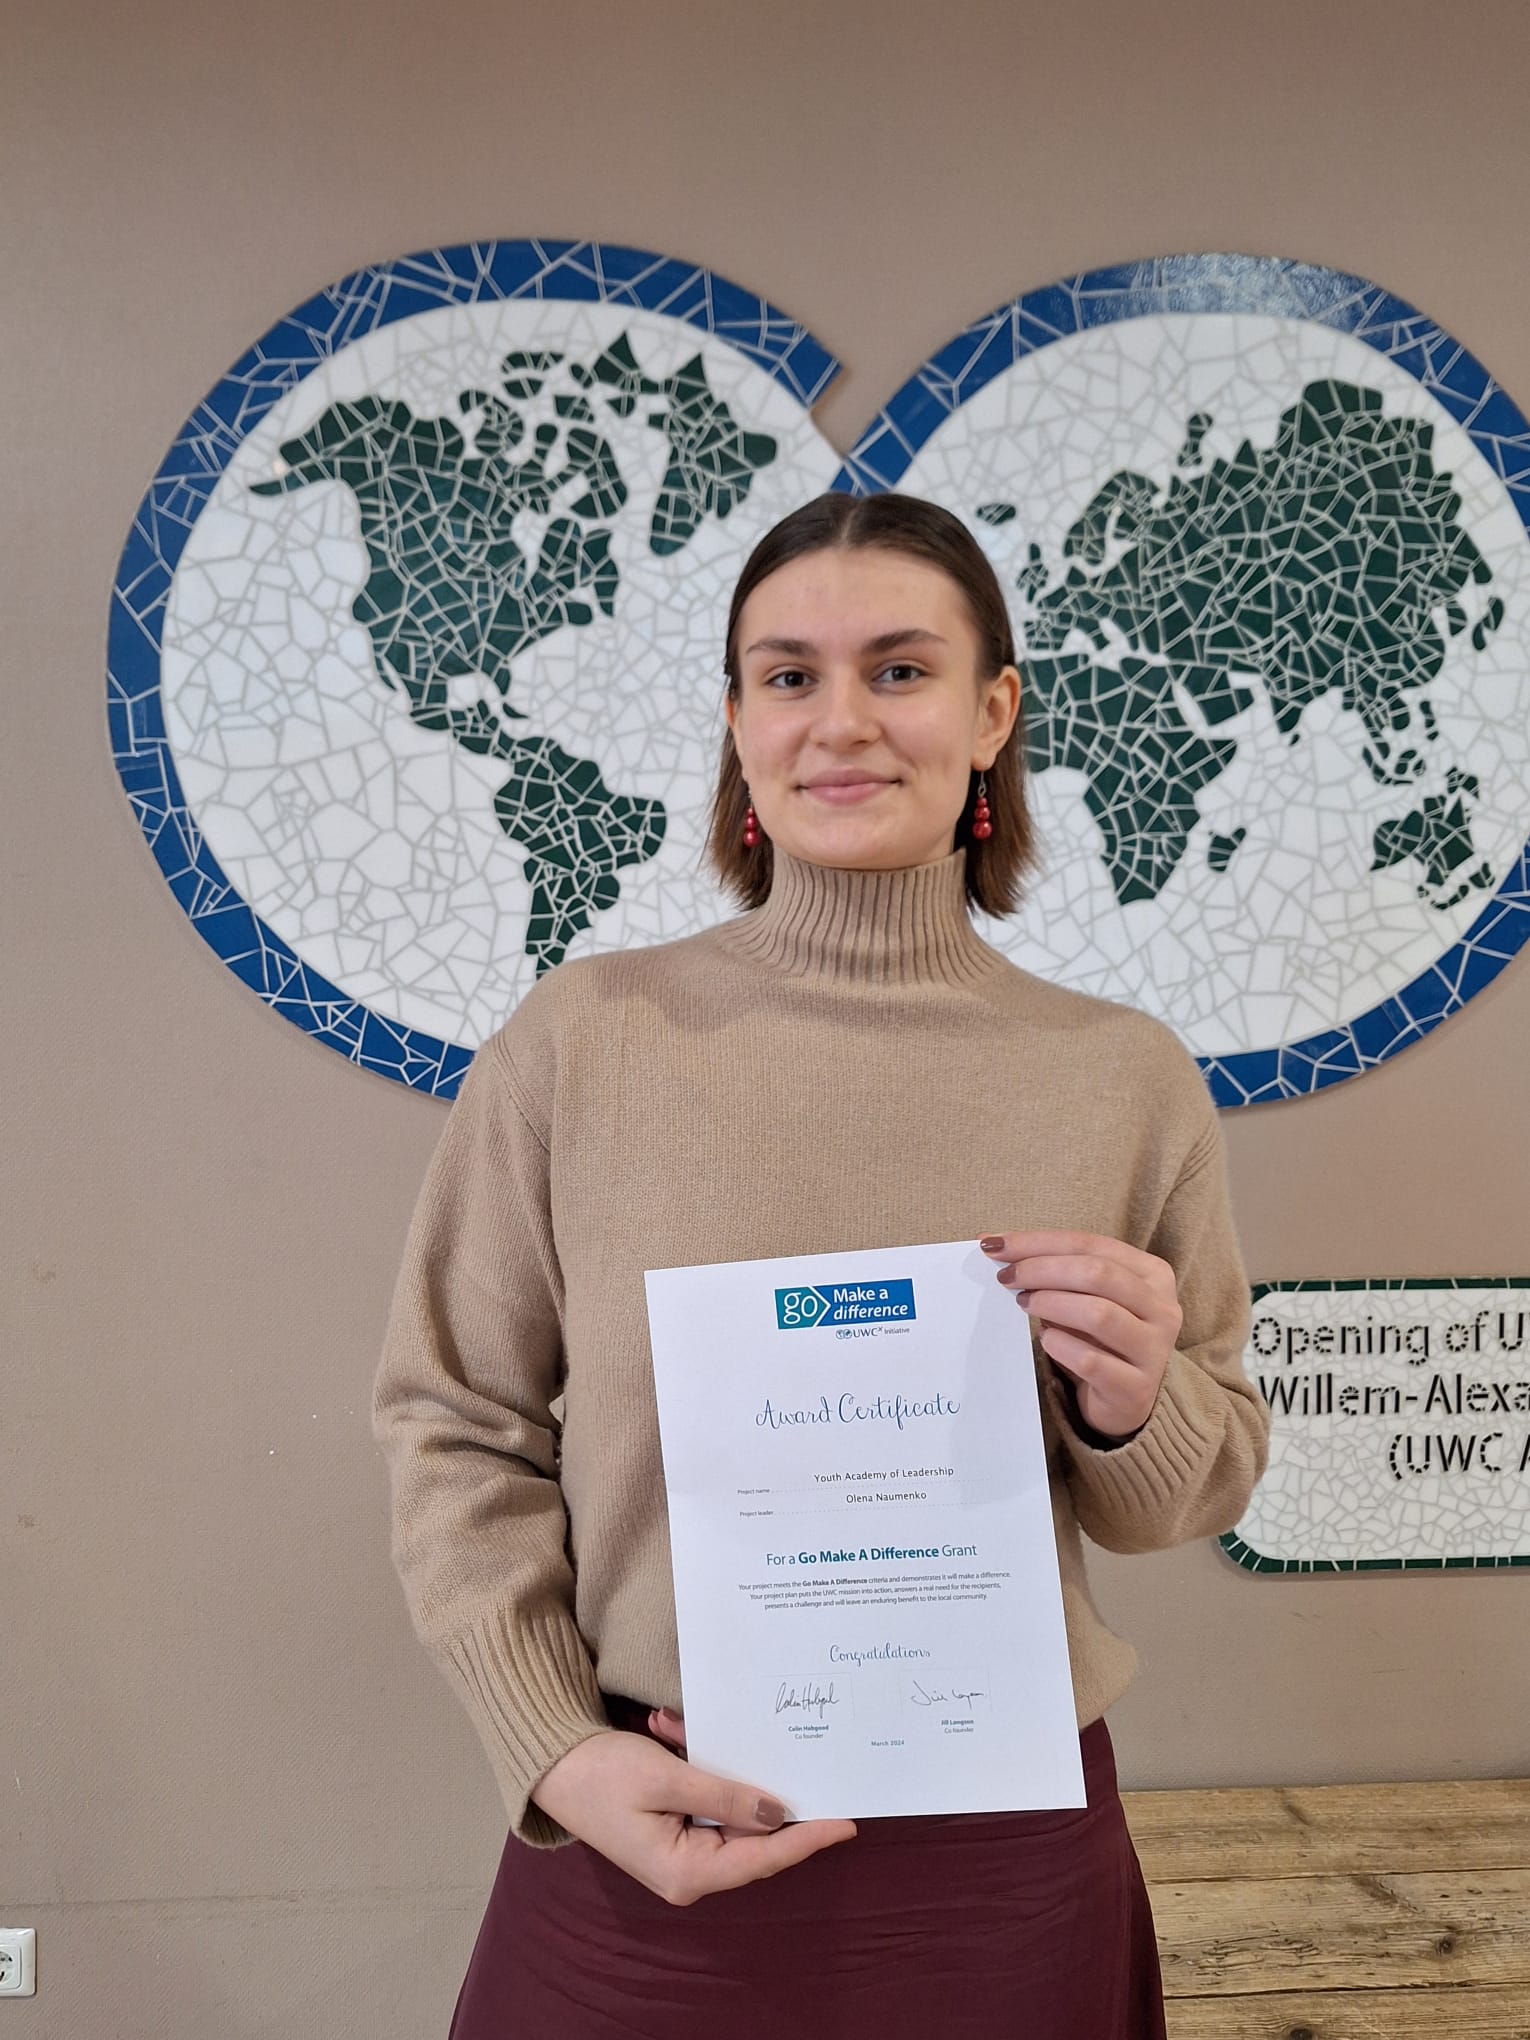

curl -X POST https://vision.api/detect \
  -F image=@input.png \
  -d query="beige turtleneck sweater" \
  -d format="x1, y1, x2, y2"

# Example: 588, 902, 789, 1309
373, 849, 1269, 1847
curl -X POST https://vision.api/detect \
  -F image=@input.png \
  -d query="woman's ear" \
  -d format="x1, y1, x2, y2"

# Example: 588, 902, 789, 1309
976, 665, 1022, 765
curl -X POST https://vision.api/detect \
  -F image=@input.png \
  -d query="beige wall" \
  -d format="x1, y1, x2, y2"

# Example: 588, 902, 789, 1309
5, 1, 1529, 2032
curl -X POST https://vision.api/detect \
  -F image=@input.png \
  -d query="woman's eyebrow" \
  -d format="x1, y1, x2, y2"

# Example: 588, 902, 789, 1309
742, 628, 949, 658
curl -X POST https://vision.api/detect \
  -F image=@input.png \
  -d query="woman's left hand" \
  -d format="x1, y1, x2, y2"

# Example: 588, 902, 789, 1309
979, 1231, 1182, 1441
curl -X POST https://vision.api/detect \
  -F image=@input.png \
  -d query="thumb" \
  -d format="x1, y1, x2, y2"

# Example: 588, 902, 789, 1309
656, 1757, 790, 1833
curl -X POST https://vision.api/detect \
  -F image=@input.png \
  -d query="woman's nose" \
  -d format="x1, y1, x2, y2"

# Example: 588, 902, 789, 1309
810, 673, 881, 746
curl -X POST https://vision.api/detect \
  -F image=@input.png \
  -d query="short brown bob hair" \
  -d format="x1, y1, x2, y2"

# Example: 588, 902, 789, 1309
708, 491, 1037, 916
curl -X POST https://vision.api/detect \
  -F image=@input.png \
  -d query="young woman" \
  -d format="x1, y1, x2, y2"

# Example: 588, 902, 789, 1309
374, 491, 1270, 2039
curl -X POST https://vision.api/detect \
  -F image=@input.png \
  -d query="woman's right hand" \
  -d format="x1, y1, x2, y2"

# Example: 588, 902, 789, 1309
529, 1729, 856, 1906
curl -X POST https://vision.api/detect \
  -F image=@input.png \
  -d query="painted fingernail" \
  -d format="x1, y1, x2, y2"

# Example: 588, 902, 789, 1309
979, 1236, 1005, 1253
754, 1795, 787, 1828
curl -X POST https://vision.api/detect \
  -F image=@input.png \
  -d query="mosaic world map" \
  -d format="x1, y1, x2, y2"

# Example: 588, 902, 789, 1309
258, 360, 1505, 974
251, 333, 779, 972
109, 245, 1530, 1102
982, 377, 1502, 915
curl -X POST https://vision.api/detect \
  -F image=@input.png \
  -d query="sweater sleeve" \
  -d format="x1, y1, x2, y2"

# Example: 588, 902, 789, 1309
1049, 1108, 1271, 1554
372, 1029, 610, 1848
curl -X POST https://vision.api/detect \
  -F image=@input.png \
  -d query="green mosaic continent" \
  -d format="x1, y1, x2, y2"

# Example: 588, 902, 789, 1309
1006, 379, 1503, 908
1371, 766, 1495, 908
253, 335, 778, 971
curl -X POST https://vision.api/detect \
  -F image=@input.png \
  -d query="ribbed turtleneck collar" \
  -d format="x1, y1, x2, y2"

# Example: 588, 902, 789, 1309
723, 846, 999, 988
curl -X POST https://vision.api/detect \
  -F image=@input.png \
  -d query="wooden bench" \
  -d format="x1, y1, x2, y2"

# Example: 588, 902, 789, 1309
1120, 1777, 1530, 2037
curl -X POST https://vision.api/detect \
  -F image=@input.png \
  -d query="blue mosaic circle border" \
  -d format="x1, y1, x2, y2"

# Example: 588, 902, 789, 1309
107, 241, 840, 1096
832, 253, 1530, 1107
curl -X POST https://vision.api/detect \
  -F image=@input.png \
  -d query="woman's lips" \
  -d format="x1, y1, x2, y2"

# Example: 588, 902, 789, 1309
800, 779, 894, 805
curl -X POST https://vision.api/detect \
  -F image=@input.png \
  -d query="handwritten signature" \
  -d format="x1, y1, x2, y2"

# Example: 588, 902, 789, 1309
908, 1678, 986, 1708
775, 1680, 840, 1720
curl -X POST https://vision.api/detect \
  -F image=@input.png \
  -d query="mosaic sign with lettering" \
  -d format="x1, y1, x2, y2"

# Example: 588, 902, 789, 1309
110, 248, 1530, 1100
1222, 1280, 1530, 1573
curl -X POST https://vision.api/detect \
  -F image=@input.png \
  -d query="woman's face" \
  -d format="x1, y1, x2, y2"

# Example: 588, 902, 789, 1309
727, 547, 1021, 874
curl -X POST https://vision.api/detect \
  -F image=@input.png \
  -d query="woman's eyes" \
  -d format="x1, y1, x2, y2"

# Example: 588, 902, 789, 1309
764, 663, 925, 690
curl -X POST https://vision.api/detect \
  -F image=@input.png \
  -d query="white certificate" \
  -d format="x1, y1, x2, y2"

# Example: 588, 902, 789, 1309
644, 1238, 1085, 1820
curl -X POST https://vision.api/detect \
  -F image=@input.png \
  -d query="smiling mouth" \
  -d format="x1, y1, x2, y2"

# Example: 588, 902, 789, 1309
800, 778, 895, 804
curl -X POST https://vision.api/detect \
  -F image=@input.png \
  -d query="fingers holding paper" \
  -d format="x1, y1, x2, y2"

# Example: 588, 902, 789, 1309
978, 1231, 1182, 1440
648, 1705, 688, 1756
649, 1705, 762, 1840
532, 1729, 856, 1905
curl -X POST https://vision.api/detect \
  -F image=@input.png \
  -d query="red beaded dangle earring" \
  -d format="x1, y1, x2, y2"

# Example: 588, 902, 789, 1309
742, 789, 762, 850
970, 772, 993, 841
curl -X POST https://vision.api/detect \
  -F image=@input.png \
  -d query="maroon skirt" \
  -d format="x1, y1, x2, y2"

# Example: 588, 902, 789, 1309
449, 1697, 1166, 2040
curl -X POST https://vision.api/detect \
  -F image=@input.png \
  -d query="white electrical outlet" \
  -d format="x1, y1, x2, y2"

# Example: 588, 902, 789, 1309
0, 1929, 36, 1996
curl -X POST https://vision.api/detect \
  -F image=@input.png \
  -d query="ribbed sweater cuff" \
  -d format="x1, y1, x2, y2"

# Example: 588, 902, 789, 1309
1049, 1347, 1218, 1518
440, 1601, 612, 1849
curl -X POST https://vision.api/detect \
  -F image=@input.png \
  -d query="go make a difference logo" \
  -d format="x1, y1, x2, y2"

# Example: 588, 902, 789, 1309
775, 1280, 917, 1330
